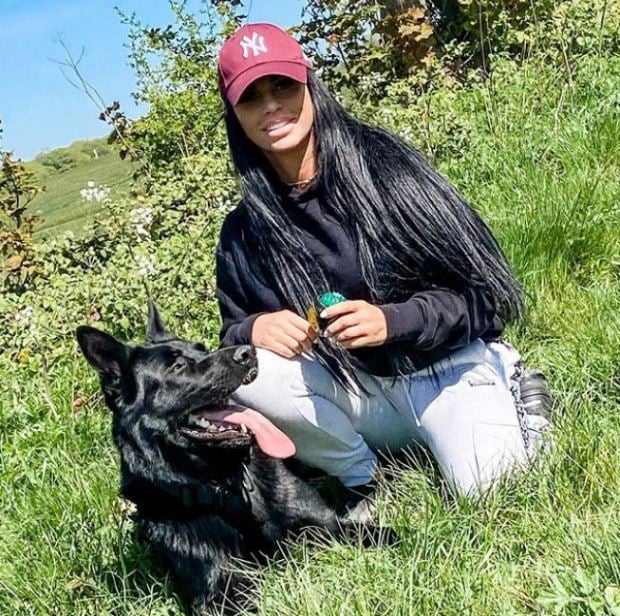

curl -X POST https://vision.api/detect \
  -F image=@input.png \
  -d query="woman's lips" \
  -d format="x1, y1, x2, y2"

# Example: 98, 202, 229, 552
264, 118, 295, 137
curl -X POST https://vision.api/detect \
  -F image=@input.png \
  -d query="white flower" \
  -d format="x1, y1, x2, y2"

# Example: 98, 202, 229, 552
215, 195, 233, 212
130, 206, 154, 226
80, 182, 110, 202
400, 126, 414, 142
133, 225, 149, 239
129, 206, 154, 240
136, 254, 157, 278
14, 306, 35, 324
14, 306, 38, 338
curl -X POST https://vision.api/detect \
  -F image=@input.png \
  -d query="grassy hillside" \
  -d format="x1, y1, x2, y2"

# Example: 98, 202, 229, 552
1, 50, 620, 616
25, 138, 133, 238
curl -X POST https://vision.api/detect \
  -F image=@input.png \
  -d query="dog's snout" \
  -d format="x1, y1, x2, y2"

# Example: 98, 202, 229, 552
233, 345, 256, 367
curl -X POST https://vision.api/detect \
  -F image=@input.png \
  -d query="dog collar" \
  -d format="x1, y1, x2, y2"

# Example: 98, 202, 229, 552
123, 473, 253, 522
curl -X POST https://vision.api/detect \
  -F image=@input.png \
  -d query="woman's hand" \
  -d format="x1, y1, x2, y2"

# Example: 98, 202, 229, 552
323, 300, 387, 349
252, 310, 318, 358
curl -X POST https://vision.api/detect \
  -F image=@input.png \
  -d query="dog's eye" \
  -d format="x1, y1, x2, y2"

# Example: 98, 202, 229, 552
193, 343, 208, 353
170, 362, 185, 373
169, 356, 193, 373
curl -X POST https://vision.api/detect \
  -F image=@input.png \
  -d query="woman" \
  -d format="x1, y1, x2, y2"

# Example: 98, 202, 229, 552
215, 23, 550, 521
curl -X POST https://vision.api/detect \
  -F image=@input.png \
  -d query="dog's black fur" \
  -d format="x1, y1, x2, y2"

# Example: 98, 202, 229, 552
77, 304, 355, 614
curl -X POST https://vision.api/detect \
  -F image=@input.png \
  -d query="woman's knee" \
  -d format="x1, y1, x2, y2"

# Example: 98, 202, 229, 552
231, 347, 340, 424
230, 348, 303, 416
235, 348, 339, 402
421, 357, 532, 497
254, 347, 303, 381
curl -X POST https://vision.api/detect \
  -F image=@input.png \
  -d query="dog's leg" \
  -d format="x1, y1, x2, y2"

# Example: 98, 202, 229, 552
253, 456, 400, 548
247, 454, 341, 535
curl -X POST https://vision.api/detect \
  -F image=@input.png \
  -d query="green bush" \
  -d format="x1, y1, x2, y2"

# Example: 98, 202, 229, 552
36, 150, 81, 173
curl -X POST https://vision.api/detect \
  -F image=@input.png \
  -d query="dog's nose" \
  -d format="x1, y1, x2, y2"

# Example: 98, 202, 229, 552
233, 345, 256, 367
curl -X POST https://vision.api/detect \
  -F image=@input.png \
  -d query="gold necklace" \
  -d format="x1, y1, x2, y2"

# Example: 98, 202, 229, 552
286, 172, 318, 189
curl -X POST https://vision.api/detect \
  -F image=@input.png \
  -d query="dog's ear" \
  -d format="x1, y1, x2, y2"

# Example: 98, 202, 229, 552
76, 326, 128, 387
146, 300, 173, 343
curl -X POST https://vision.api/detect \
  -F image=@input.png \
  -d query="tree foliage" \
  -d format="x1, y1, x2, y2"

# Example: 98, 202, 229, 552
0, 120, 43, 293
293, 0, 620, 99
108, 1, 235, 186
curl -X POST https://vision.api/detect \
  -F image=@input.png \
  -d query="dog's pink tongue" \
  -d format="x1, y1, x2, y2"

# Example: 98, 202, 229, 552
205, 407, 296, 459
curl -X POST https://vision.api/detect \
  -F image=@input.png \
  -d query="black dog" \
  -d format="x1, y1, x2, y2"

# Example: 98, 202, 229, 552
77, 303, 358, 614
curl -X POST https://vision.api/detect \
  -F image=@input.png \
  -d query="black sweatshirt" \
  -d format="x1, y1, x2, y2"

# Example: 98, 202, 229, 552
215, 181, 504, 377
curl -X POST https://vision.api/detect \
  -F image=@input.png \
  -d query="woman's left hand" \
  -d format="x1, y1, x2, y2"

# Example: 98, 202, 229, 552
322, 300, 388, 349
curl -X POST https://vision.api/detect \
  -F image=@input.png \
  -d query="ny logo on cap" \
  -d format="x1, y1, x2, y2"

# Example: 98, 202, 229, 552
240, 32, 268, 58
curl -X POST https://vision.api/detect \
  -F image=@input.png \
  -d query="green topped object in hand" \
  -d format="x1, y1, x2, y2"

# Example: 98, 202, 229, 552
318, 292, 346, 308
306, 291, 347, 336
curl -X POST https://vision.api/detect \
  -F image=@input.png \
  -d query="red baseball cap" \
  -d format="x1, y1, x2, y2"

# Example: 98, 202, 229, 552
218, 22, 313, 106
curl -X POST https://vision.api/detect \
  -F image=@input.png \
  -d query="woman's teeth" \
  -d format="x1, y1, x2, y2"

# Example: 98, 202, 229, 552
266, 120, 290, 130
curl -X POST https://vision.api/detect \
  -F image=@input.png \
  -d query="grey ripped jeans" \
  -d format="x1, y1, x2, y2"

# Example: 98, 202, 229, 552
231, 338, 549, 497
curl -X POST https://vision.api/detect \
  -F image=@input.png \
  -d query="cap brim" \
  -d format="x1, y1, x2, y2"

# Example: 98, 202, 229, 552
226, 61, 309, 106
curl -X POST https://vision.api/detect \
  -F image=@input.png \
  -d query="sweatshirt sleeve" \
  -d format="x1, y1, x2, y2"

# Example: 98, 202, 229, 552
379, 281, 498, 351
216, 244, 265, 347
215, 207, 269, 347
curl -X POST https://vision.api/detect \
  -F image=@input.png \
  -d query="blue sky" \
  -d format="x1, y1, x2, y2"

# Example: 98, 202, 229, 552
0, 0, 304, 160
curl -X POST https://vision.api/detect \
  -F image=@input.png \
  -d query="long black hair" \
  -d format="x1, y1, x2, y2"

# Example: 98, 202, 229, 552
222, 70, 523, 390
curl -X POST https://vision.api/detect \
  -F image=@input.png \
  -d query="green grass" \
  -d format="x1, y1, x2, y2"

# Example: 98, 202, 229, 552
25, 139, 133, 239
1, 51, 620, 615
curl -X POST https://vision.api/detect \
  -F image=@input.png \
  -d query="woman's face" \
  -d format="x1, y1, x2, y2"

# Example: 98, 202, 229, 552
232, 75, 314, 155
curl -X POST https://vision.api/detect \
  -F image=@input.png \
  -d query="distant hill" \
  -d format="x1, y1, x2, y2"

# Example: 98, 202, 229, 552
25, 137, 134, 240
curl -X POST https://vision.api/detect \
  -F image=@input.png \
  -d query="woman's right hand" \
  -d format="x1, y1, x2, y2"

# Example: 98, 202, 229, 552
251, 310, 318, 358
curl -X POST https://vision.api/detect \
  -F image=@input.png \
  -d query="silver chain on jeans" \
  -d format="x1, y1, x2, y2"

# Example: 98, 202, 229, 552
509, 356, 531, 450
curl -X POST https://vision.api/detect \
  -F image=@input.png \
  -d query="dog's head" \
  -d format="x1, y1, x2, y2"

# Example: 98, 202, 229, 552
76, 303, 294, 483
